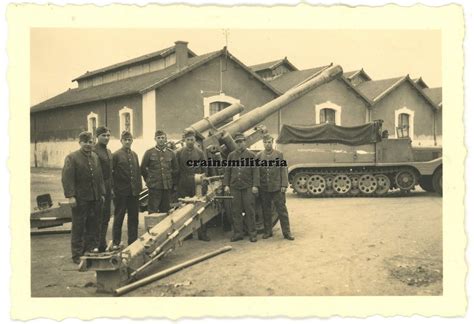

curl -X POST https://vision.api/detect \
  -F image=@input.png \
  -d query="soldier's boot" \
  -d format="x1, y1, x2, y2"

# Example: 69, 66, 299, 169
262, 233, 273, 239
283, 233, 295, 241
197, 225, 210, 241
230, 236, 243, 242
198, 234, 211, 242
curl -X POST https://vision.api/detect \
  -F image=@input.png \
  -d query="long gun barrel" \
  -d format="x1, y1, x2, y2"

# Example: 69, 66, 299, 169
187, 102, 244, 135
221, 65, 343, 136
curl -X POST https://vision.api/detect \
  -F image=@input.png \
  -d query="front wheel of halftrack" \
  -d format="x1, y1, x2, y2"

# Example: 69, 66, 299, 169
419, 175, 435, 192
432, 168, 443, 196
292, 173, 309, 195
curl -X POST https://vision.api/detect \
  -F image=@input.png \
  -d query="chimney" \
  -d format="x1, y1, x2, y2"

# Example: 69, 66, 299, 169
174, 41, 189, 70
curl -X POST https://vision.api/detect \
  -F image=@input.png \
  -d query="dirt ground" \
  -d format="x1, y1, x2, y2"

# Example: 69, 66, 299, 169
30, 167, 442, 297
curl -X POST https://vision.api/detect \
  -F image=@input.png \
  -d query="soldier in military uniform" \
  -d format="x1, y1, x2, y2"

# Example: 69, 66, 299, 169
141, 130, 178, 214
62, 131, 105, 264
176, 129, 210, 241
256, 134, 294, 240
92, 126, 113, 252
111, 131, 142, 249
223, 133, 260, 242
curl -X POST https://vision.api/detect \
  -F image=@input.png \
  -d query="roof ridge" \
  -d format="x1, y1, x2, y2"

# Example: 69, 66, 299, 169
72, 44, 198, 82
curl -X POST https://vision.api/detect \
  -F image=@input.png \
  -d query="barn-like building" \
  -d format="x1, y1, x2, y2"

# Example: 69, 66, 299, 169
31, 41, 442, 168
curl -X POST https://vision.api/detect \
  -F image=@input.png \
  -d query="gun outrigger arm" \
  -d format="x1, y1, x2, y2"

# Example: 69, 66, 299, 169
79, 174, 227, 293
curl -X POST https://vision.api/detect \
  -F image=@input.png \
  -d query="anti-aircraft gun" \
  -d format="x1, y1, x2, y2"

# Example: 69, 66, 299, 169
79, 65, 344, 294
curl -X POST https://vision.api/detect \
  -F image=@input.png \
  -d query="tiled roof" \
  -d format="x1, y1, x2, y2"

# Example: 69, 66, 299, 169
343, 69, 372, 81
31, 51, 219, 113
268, 66, 329, 92
72, 45, 197, 81
250, 57, 298, 72
356, 76, 404, 100
250, 59, 284, 71
412, 77, 429, 89
423, 87, 442, 106
32, 49, 280, 113
357, 76, 438, 110
343, 70, 360, 78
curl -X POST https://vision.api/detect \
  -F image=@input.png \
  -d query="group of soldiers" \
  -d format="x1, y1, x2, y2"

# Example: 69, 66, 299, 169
61, 126, 294, 265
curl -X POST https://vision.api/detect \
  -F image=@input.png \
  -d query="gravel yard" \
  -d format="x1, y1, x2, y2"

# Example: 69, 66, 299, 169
30, 167, 442, 297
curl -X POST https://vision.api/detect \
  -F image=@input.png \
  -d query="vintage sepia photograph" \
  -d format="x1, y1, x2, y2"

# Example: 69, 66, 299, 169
29, 27, 444, 297
7, 3, 466, 319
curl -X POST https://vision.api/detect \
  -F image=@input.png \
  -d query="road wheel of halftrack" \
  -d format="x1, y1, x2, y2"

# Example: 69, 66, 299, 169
375, 174, 391, 195
292, 173, 309, 195
358, 174, 377, 194
307, 175, 326, 196
333, 174, 351, 194
395, 169, 417, 191
432, 168, 443, 196
324, 175, 335, 195
350, 175, 361, 195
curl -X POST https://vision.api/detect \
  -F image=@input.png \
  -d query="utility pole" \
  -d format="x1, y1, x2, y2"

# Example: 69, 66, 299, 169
220, 29, 230, 93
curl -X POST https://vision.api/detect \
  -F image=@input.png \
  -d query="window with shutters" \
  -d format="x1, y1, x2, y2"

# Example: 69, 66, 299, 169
320, 108, 336, 124
394, 107, 414, 139
397, 113, 410, 138
315, 101, 342, 125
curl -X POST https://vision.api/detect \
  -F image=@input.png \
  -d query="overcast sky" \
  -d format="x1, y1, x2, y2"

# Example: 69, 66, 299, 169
30, 28, 441, 106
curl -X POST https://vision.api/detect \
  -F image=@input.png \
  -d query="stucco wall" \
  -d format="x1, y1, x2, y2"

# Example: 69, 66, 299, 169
155, 55, 279, 140
279, 78, 369, 127
31, 94, 143, 167
31, 138, 153, 168
371, 81, 436, 147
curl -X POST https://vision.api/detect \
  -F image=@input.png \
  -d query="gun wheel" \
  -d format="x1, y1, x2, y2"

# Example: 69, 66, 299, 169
292, 173, 309, 195
307, 175, 326, 196
333, 174, 351, 194
359, 174, 377, 194
375, 174, 390, 195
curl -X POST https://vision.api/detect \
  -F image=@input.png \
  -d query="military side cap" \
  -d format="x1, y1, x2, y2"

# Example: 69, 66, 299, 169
121, 130, 133, 139
262, 134, 274, 141
78, 131, 93, 143
183, 129, 196, 138
96, 126, 110, 137
155, 130, 166, 137
234, 132, 246, 142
